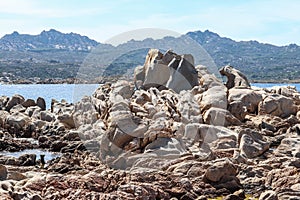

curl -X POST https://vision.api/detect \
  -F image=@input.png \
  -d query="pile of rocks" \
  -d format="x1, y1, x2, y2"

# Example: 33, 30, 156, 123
0, 49, 299, 199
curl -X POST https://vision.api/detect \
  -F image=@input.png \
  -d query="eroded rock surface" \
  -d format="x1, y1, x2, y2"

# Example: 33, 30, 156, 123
134, 49, 199, 93
219, 65, 251, 89
0, 54, 299, 199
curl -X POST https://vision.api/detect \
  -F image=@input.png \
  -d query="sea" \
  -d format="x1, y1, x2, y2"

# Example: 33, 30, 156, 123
0, 84, 99, 109
0, 83, 299, 109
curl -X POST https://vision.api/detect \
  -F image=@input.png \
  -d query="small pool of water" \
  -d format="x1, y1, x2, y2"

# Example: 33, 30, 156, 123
0, 149, 61, 163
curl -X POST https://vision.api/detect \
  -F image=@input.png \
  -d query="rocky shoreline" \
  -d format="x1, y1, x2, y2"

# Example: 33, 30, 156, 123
0, 49, 300, 199
1, 78, 300, 85
0, 77, 104, 84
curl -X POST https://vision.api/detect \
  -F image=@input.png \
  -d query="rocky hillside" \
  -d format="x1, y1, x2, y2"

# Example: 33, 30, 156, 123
187, 30, 300, 82
0, 29, 102, 83
0, 29, 99, 51
0, 29, 300, 83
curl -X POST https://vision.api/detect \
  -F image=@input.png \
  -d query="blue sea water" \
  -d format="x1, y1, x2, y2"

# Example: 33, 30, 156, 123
0, 149, 61, 163
0, 83, 299, 109
0, 84, 100, 109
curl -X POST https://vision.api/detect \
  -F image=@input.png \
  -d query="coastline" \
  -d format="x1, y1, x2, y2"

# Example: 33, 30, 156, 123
0, 52, 300, 199
1, 76, 299, 199
1, 78, 300, 85
250, 79, 300, 84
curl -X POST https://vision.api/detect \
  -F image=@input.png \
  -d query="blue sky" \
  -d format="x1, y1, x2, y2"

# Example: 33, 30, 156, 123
0, 0, 300, 45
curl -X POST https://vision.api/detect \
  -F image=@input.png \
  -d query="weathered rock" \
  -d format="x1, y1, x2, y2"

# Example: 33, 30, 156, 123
93, 83, 111, 100
0, 110, 9, 127
139, 49, 169, 88
228, 88, 263, 121
0, 180, 15, 195
196, 65, 223, 88
0, 138, 35, 152
132, 90, 152, 105
10, 104, 26, 113
36, 97, 46, 110
111, 80, 134, 99
239, 129, 270, 158
105, 95, 148, 149
0, 192, 11, 200
269, 85, 298, 98
204, 159, 241, 192
18, 154, 36, 166
51, 99, 73, 115
40, 111, 55, 122
177, 90, 202, 124
293, 124, 300, 136
204, 160, 237, 182
259, 190, 278, 200
275, 137, 300, 158
25, 106, 41, 117
116, 139, 187, 170
0, 96, 9, 110
258, 94, 297, 118
33, 120, 47, 129
73, 96, 99, 127
219, 65, 251, 89
134, 65, 145, 89
7, 171, 27, 181
203, 107, 241, 126
134, 49, 199, 93
223, 194, 243, 200
22, 99, 36, 108
199, 86, 228, 112
277, 191, 300, 200
245, 114, 290, 135
107, 126, 135, 149
107, 114, 148, 148
198, 124, 238, 144
266, 167, 300, 194
5, 94, 25, 112
57, 113, 75, 129
166, 54, 199, 93
291, 183, 300, 191
1, 49, 300, 199
0, 164, 8, 180
61, 141, 85, 153
6, 112, 31, 132
63, 131, 80, 141
184, 123, 238, 158
50, 140, 68, 152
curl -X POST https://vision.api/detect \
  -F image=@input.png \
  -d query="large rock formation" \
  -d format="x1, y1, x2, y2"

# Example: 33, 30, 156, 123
0, 52, 299, 199
228, 88, 263, 121
258, 94, 297, 118
5, 94, 25, 112
219, 65, 251, 89
134, 49, 199, 93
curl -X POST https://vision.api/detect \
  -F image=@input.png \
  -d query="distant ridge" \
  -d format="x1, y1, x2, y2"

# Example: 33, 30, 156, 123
0, 29, 99, 51
0, 29, 299, 82
187, 30, 300, 81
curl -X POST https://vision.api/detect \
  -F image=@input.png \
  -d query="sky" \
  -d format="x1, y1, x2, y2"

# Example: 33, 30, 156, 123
0, 0, 300, 46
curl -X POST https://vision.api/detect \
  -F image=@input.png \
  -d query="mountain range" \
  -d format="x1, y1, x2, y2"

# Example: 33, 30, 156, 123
0, 29, 98, 51
0, 29, 299, 83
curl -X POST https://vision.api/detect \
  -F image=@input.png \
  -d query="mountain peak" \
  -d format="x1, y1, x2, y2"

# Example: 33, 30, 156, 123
0, 29, 99, 51
203, 30, 220, 37
40, 29, 63, 36
1, 31, 20, 39
11, 31, 20, 36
